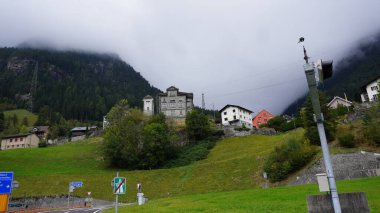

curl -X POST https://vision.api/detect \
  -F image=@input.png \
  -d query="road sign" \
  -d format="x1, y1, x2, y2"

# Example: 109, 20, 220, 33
0, 172, 14, 194
70, 181, 83, 188
113, 177, 126, 194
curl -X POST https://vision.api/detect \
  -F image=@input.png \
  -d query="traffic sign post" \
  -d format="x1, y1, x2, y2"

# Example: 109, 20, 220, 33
113, 172, 126, 213
0, 172, 14, 213
68, 181, 83, 208
0, 172, 14, 194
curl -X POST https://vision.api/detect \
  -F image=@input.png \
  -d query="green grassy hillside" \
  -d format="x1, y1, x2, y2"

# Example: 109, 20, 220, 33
0, 130, 303, 202
3, 109, 38, 127
106, 176, 380, 213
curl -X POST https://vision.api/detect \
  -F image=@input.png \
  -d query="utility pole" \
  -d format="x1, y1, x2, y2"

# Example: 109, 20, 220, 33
300, 38, 342, 213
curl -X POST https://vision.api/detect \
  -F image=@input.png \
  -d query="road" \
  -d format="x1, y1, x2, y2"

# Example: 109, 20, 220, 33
41, 208, 102, 213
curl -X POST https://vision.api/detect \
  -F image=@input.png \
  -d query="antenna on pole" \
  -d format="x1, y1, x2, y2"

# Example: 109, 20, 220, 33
298, 37, 309, 64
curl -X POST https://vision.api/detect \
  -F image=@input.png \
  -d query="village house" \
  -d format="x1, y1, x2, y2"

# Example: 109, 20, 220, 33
29, 126, 49, 140
327, 96, 353, 109
157, 86, 193, 119
219, 104, 253, 129
252, 109, 274, 129
360, 76, 379, 103
0, 133, 40, 150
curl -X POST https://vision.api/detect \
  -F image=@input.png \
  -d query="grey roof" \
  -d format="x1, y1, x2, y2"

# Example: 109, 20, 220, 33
1, 133, 32, 139
143, 95, 153, 99
158, 86, 193, 98
219, 104, 253, 114
361, 75, 380, 90
167, 86, 179, 91
71, 126, 97, 131
29, 126, 49, 133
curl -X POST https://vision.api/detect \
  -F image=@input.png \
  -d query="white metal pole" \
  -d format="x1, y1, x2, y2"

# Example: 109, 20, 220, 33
303, 60, 342, 213
115, 172, 119, 213
68, 184, 70, 208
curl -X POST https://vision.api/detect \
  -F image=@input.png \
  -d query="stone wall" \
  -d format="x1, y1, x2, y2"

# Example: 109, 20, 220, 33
290, 151, 380, 185
222, 126, 277, 137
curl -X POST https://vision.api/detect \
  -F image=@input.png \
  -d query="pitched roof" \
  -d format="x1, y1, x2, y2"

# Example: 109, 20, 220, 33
1, 133, 32, 139
29, 126, 49, 132
143, 95, 153, 99
219, 104, 253, 114
361, 75, 380, 90
158, 86, 193, 98
327, 96, 353, 107
252, 109, 273, 120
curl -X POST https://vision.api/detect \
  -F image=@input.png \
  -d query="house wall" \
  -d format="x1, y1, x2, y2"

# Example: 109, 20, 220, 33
365, 80, 379, 102
252, 110, 273, 128
159, 94, 193, 118
0, 134, 39, 150
143, 98, 154, 116
221, 106, 253, 129
329, 99, 352, 109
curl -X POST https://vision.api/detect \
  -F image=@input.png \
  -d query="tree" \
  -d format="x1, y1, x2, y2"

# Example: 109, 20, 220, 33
22, 116, 29, 126
12, 114, 18, 127
185, 109, 211, 141
301, 93, 336, 145
0, 111, 4, 131
103, 101, 175, 169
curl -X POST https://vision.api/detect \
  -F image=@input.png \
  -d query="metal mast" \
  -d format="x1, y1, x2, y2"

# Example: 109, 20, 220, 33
300, 39, 341, 213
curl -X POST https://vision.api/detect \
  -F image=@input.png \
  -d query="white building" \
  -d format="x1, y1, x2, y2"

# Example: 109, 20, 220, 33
361, 76, 379, 103
219, 104, 253, 129
143, 95, 154, 116
327, 96, 352, 109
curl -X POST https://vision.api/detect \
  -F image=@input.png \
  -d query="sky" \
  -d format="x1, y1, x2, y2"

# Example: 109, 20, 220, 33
1, 0, 380, 115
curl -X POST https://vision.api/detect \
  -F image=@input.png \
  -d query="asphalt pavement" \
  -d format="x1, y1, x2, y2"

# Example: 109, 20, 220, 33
41, 207, 102, 213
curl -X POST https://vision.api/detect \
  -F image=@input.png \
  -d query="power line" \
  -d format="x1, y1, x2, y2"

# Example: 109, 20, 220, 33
207, 76, 305, 100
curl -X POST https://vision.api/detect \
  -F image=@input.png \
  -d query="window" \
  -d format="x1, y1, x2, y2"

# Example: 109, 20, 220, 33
224, 118, 228, 121
10, 139, 13, 142
224, 112, 227, 115
21, 144, 24, 147
170, 100, 175, 103
20, 138, 23, 141
264, 113, 267, 116
17, 145, 19, 147
147, 107, 150, 110
371, 86, 378, 91
240, 115, 242, 118
146, 101, 150, 103
233, 109, 235, 113
233, 115, 236, 120
15, 138, 18, 142
239, 109, 241, 112
374, 94, 378, 101
264, 119, 267, 122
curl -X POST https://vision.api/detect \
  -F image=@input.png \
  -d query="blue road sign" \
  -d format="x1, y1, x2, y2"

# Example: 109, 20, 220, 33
70, 181, 83, 188
0, 172, 14, 194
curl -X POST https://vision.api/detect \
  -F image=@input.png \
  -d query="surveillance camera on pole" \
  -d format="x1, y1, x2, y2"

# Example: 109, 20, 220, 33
316, 59, 333, 83
298, 37, 342, 213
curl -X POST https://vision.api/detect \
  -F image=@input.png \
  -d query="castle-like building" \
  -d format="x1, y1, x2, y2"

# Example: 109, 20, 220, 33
143, 86, 193, 119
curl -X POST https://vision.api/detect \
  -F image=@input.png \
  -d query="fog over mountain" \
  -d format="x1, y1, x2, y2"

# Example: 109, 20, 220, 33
1, 0, 380, 115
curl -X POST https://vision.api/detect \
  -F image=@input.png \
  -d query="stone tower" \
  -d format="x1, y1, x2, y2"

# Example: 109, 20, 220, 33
143, 95, 154, 116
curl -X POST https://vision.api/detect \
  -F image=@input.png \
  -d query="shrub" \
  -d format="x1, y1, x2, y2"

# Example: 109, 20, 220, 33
38, 140, 47, 148
164, 140, 215, 168
338, 133, 356, 148
263, 139, 316, 182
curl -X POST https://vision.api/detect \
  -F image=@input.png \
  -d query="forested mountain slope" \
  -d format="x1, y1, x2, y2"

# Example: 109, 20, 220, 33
0, 48, 161, 121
